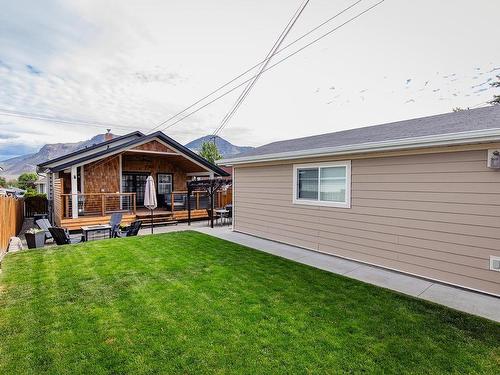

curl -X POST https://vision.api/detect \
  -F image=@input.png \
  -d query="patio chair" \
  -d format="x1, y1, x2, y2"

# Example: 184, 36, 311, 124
48, 227, 84, 245
109, 212, 123, 238
222, 205, 232, 225
206, 209, 221, 226
116, 220, 143, 238
35, 218, 53, 241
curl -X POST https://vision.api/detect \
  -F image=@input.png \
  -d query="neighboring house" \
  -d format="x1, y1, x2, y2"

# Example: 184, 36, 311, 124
38, 131, 230, 229
0, 187, 26, 198
34, 174, 47, 194
220, 106, 500, 296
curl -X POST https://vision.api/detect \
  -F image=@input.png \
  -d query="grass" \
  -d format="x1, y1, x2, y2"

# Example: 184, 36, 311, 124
0, 231, 498, 374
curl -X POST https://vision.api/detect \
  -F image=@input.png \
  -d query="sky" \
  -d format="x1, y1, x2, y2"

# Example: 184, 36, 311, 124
0, 0, 499, 160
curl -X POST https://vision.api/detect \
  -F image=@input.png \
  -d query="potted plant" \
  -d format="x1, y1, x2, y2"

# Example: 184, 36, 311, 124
25, 228, 46, 249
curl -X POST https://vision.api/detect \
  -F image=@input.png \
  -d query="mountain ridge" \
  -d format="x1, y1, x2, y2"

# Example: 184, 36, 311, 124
0, 134, 253, 179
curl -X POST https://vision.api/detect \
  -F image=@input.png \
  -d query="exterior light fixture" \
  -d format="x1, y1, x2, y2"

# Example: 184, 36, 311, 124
488, 150, 500, 169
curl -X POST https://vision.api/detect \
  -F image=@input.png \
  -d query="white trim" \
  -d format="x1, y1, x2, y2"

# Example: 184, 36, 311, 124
119, 154, 123, 210
220, 128, 500, 165
80, 165, 84, 193
126, 149, 179, 156
232, 229, 500, 298
70, 165, 78, 219
232, 167, 236, 231
186, 171, 211, 177
490, 256, 500, 272
292, 161, 351, 209
119, 154, 123, 193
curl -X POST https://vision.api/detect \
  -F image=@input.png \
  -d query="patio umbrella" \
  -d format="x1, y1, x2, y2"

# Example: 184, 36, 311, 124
144, 176, 157, 234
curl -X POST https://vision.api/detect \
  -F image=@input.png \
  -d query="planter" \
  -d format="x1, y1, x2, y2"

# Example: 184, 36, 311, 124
25, 232, 45, 249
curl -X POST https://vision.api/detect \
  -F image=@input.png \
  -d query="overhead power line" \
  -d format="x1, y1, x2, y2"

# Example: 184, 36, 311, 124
149, 0, 366, 132
155, 0, 385, 133
212, 0, 310, 139
0, 108, 142, 132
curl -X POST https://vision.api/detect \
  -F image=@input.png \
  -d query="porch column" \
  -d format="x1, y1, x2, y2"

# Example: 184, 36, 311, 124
71, 165, 78, 219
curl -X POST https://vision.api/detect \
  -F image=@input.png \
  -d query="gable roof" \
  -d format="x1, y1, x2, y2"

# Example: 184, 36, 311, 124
38, 131, 144, 168
38, 131, 229, 177
221, 106, 500, 165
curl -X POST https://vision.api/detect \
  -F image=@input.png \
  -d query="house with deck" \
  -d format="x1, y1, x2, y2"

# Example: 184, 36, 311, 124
221, 106, 500, 296
38, 131, 230, 230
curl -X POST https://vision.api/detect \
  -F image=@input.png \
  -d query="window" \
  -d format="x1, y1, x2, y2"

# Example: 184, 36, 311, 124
293, 161, 351, 208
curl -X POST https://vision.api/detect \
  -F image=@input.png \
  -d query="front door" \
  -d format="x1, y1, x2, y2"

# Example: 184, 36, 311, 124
157, 173, 173, 208
122, 173, 149, 206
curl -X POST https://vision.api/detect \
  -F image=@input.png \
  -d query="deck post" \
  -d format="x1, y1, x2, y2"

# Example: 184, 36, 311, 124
187, 183, 191, 226
132, 194, 136, 214
101, 194, 105, 216
210, 180, 215, 229
71, 165, 78, 219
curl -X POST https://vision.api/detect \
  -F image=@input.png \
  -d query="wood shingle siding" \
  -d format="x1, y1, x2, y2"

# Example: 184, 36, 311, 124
233, 148, 500, 296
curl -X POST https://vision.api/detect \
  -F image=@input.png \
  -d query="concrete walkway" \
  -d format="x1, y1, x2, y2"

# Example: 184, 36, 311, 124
190, 226, 500, 323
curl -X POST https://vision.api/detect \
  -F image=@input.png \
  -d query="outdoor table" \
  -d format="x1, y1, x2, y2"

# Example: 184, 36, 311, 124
214, 209, 229, 226
81, 224, 112, 242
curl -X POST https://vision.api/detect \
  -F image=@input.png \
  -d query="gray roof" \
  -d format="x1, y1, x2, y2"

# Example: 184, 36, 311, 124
234, 105, 500, 159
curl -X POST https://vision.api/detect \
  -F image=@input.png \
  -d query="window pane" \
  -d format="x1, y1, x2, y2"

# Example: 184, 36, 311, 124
297, 168, 318, 200
320, 167, 346, 202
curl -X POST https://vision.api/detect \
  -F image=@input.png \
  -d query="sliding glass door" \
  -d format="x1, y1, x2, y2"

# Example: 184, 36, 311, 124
122, 173, 149, 206
157, 173, 173, 208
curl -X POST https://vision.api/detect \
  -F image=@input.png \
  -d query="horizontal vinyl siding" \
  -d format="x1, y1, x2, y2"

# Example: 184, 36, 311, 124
234, 149, 500, 296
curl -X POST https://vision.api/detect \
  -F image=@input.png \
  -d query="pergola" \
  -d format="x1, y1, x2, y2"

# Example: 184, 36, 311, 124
187, 178, 232, 228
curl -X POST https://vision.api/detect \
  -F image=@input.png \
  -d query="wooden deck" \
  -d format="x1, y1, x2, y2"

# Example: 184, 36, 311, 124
61, 209, 209, 230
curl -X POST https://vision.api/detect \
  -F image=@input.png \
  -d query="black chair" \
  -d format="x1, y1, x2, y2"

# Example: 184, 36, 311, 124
109, 212, 123, 238
206, 209, 221, 226
35, 218, 53, 241
116, 220, 143, 238
48, 227, 84, 245
222, 205, 232, 225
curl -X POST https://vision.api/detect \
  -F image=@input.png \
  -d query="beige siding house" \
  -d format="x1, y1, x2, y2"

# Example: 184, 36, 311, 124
221, 106, 500, 296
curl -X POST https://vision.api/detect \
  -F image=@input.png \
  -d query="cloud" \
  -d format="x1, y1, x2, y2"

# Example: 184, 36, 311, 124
26, 64, 41, 75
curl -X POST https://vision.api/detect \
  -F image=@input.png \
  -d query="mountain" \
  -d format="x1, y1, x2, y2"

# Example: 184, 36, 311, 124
0, 134, 112, 179
185, 135, 254, 157
0, 134, 253, 179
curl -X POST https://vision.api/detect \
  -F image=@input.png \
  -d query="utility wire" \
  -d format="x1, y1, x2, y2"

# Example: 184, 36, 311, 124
156, 0, 385, 133
0, 108, 143, 132
149, 0, 365, 132
212, 0, 310, 139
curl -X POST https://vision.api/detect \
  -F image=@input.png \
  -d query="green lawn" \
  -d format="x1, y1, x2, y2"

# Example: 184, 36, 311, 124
0, 231, 498, 374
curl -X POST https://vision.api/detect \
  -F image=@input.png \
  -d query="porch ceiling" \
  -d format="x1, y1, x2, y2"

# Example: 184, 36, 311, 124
122, 152, 208, 173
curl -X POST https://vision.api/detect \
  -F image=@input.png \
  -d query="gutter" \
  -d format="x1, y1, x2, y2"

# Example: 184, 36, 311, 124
219, 128, 500, 166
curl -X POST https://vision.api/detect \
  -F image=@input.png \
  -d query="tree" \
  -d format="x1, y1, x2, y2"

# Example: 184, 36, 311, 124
489, 75, 500, 105
199, 141, 222, 164
17, 172, 38, 190
7, 179, 18, 188
0, 176, 6, 188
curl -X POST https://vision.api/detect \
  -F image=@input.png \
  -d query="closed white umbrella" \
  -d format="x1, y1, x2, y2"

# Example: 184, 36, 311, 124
144, 176, 157, 234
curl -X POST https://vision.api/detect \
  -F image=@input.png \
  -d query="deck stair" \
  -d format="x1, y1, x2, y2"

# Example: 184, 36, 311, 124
136, 211, 178, 227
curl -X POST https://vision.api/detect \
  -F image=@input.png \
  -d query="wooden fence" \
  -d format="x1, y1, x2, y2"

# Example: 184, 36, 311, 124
53, 178, 62, 226
0, 195, 24, 254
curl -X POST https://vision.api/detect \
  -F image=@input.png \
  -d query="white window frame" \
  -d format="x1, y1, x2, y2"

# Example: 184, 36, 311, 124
292, 161, 351, 208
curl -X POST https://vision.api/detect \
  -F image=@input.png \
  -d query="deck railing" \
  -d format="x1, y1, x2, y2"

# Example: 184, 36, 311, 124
169, 188, 232, 212
61, 193, 136, 219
